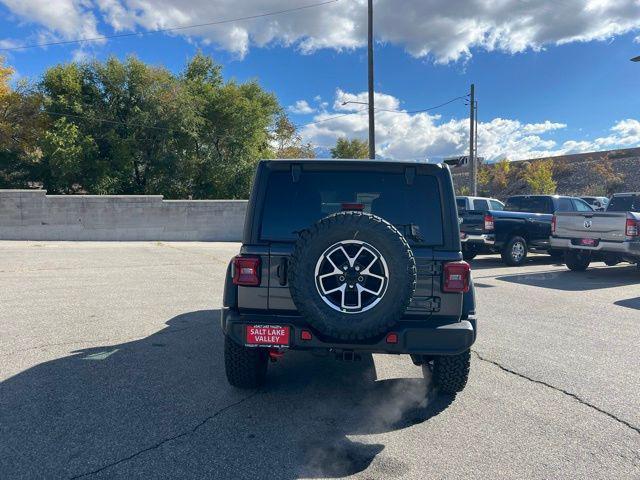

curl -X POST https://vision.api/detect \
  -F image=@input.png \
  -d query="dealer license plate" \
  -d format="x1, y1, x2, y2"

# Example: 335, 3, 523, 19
579, 238, 598, 247
245, 325, 290, 347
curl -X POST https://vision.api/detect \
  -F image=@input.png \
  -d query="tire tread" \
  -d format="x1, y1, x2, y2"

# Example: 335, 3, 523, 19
433, 350, 471, 394
224, 336, 268, 389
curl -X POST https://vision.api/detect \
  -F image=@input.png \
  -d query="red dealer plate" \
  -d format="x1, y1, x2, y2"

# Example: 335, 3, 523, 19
580, 238, 598, 247
245, 325, 290, 347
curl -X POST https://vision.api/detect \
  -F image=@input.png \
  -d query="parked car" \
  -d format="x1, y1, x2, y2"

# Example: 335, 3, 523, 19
456, 196, 504, 260
456, 196, 505, 212
461, 195, 594, 266
221, 159, 477, 394
581, 196, 609, 211
550, 192, 640, 271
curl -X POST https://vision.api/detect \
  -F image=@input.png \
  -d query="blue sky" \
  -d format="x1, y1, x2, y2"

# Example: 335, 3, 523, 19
1, 0, 640, 160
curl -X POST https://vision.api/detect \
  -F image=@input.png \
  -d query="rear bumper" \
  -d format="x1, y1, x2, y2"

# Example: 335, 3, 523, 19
550, 236, 640, 256
221, 308, 476, 356
460, 233, 495, 246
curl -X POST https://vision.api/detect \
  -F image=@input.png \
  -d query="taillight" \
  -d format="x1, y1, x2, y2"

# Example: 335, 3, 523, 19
626, 218, 639, 237
551, 215, 557, 235
443, 261, 471, 293
232, 256, 261, 286
484, 214, 494, 231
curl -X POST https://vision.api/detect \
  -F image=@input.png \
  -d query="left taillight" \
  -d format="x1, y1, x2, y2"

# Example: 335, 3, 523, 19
232, 256, 261, 286
484, 214, 494, 231
443, 261, 471, 293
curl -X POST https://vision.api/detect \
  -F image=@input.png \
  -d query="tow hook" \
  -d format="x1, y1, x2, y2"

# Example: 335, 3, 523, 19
268, 349, 285, 362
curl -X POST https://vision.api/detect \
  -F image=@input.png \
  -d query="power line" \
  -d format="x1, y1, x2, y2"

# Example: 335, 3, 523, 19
375, 95, 469, 114
43, 93, 469, 135
294, 107, 369, 128
0, 0, 340, 52
296, 94, 468, 129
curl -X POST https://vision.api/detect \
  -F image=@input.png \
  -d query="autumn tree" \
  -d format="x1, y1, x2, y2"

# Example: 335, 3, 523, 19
523, 159, 557, 194
591, 156, 625, 195
331, 138, 369, 159
492, 158, 512, 190
0, 57, 45, 188
271, 115, 315, 159
0, 57, 12, 99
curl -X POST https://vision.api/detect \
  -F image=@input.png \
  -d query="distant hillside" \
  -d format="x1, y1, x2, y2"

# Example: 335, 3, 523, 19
451, 147, 640, 199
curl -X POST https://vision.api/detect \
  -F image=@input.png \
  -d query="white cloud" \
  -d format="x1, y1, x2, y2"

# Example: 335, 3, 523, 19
0, 38, 23, 50
1, 0, 99, 42
300, 90, 640, 161
2, 1, 639, 62
288, 99, 316, 115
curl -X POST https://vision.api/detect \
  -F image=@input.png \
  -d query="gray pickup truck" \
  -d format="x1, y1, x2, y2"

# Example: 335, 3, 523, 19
550, 192, 640, 271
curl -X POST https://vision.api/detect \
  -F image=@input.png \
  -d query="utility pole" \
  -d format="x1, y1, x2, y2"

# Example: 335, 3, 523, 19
469, 83, 476, 195
367, 0, 375, 159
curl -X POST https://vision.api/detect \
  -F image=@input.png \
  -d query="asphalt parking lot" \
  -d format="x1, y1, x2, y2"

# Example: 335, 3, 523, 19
1, 242, 639, 479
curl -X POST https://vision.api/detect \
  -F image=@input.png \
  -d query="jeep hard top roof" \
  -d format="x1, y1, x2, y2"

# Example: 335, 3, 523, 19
259, 158, 447, 169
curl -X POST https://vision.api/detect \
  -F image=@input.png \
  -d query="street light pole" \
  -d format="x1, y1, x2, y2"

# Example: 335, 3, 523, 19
367, 0, 375, 159
469, 84, 476, 195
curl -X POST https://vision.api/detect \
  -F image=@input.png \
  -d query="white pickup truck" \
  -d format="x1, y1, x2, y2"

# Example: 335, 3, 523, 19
550, 192, 640, 271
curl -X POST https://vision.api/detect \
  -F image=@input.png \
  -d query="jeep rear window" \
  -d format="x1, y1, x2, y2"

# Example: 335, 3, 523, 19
260, 170, 444, 245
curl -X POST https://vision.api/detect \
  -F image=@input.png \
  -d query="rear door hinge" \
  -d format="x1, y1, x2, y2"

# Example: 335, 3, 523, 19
418, 262, 442, 276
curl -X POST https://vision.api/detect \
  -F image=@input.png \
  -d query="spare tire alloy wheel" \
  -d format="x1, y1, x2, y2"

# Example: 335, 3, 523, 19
315, 240, 389, 314
289, 212, 417, 341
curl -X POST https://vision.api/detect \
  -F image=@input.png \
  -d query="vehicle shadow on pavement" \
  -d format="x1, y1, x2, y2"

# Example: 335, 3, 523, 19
1, 310, 454, 480
495, 264, 639, 291
614, 297, 640, 310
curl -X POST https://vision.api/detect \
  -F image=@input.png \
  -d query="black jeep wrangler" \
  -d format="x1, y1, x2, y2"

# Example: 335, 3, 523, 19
221, 159, 477, 394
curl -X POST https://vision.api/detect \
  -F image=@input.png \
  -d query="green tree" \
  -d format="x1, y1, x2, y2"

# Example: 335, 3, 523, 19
34, 53, 280, 198
331, 138, 369, 159
523, 159, 557, 194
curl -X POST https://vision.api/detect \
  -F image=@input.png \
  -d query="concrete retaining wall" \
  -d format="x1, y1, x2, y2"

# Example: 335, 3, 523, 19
0, 190, 247, 241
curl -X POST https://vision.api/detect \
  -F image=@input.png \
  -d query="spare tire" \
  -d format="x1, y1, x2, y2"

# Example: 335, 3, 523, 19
289, 211, 416, 340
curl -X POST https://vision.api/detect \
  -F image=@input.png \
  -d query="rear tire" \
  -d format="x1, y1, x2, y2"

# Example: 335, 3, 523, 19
501, 236, 528, 266
462, 245, 478, 261
548, 249, 563, 261
603, 254, 620, 267
224, 336, 268, 389
429, 350, 471, 394
565, 250, 591, 272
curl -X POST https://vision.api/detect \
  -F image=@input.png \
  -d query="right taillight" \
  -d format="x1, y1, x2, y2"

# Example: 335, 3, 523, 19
551, 215, 557, 235
484, 214, 494, 231
232, 256, 261, 286
443, 261, 471, 293
626, 218, 639, 237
